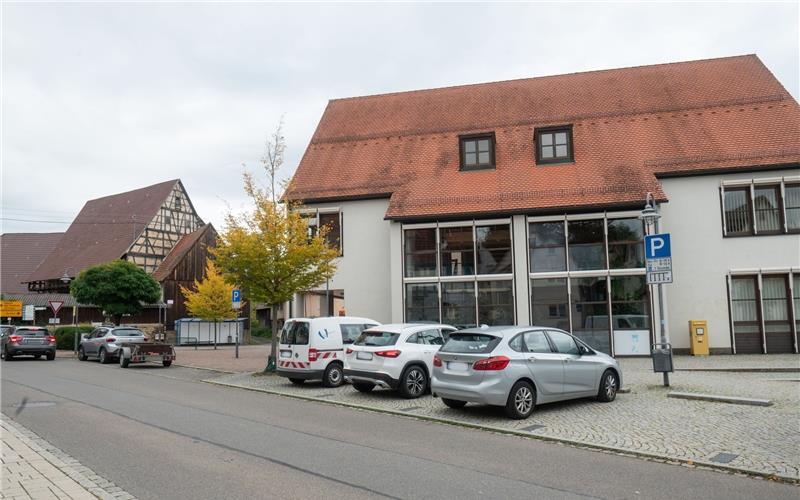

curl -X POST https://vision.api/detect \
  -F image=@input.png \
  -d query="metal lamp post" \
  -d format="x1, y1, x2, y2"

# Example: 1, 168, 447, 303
639, 193, 670, 387
60, 269, 78, 354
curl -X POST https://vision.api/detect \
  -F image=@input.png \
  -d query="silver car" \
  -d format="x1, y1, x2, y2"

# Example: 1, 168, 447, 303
78, 326, 148, 364
431, 326, 622, 419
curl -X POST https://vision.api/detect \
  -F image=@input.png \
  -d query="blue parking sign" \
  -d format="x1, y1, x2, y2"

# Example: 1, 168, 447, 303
644, 234, 671, 260
232, 289, 241, 303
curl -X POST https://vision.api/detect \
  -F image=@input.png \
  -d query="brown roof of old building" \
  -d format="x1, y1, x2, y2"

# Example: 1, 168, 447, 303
0, 233, 64, 293
286, 55, 800, 219
152, 224, 216, 282
27, 180, 179, 282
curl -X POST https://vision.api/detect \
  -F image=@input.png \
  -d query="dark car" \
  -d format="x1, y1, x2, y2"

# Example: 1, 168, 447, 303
1, 326, 56, 361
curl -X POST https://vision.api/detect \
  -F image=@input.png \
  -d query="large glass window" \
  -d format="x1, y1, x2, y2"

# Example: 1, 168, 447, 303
724, 188, 752, 235
754, 186, 782, 233
607, 218, 645, 269
785, 185, 800, 232
440, 226, 474, 276
404, 228, 437, 278
319, 212, 341, 252
762, 275, 793, 353
794, 275, 800, 335
568, 219, 606, 271
570, 276, 610, 353
441, 282, 476, 329
405, 283, 439, 323
610, 276, 650, 330
476, 225, 512, 274
478, 281, 514, 326
529, 222, 566, 272
730, 276, 761, 354
530, 278, 570, 330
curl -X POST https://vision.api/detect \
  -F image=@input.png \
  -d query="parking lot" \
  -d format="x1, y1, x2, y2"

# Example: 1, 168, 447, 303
207, 355, 800, 481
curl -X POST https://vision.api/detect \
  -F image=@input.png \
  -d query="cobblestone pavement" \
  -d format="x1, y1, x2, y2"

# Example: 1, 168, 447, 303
0, 415, 135, 500
206, 355, 800, 482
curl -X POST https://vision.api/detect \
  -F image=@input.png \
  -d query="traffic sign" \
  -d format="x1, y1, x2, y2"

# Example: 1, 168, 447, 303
644, 233, 673, 284
232, 289, 242, 310
0, 300, 22, 317
48, 300, 64, 316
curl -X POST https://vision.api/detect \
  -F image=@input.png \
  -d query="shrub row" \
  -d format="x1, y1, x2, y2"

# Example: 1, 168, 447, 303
52, 326, 94, 350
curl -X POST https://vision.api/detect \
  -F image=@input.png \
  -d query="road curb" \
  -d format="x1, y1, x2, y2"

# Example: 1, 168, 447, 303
204, 378, 799, 484
676, 368, 800, 373
173, 364, 238, 374
668, 392, 773, 406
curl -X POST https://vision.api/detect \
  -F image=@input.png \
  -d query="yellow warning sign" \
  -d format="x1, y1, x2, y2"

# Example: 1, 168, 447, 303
0, 300, 23, 318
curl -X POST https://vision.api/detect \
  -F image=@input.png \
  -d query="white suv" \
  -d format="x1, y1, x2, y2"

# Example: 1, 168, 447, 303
344, 323, 457, 398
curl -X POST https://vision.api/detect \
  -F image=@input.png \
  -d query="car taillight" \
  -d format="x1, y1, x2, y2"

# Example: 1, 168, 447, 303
47, 336, 56, 344
345, 348, 353, 354
9, 335, 22, 344
308, 347, 318, 362
433, 355, 442, 367
375, 350, 401, 358
106, 337, 116, 343
473, 356, 510, 371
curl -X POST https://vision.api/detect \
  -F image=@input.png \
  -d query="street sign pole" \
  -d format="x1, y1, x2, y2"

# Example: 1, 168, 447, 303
232, 289, 242, 360
644, 232, 672, 387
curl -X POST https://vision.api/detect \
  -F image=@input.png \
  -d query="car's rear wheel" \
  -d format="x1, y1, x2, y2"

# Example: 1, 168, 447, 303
597, 369, 619, 402
46, 352, 55, 361
99, 348, 109, 364
34, 354, 42, 359
442, 398, 467, 409
120, 355, 130, 368
352, 382, 375, 393
323, 363, 344, 388
78, 347, 87, 361
3, 349, 12, 361
505, 381, 535, 419
289, 378, 305, 386
162, 360, 172, 367
399, 366, 427, 399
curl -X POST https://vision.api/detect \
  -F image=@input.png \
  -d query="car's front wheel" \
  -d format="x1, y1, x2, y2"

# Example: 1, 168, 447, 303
597, 369, 619, 402
99, 348, 110, 364
399, 366, 427, 399
505, 381, 535, 419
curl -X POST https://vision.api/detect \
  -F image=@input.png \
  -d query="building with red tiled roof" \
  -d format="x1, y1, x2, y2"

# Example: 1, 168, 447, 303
286, 55, 800, 356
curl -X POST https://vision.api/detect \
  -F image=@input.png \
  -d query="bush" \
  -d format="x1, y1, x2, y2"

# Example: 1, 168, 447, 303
52, 326, 93, 350
251, 325, 272, 338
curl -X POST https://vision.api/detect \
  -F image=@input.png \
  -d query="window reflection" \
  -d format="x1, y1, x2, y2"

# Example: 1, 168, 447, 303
567, 219, 605, 271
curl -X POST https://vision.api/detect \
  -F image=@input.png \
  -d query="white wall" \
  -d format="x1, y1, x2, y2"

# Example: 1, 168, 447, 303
304, 198, 394, 324
660, 168, 800, 351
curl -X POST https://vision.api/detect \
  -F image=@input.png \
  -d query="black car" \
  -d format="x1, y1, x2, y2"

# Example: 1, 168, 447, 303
1, 326, 56, 360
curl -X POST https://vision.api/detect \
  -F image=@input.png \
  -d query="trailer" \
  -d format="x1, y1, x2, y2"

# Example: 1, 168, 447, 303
119, 343, 175, 368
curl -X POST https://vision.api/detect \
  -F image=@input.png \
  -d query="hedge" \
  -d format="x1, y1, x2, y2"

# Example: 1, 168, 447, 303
52, 326, 94, 350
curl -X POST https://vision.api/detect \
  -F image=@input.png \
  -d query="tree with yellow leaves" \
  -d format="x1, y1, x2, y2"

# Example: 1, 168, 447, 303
180, 260, 240, 350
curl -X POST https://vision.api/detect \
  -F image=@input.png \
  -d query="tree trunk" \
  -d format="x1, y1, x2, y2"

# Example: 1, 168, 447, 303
114, 313, 122, 326
214, 320, 218, 350
265, 302, 280, 372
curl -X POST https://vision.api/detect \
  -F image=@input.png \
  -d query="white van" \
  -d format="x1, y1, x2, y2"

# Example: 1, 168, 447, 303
277, 316, 380, 387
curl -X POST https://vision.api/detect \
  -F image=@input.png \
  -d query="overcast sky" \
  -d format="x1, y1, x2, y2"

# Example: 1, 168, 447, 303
2, 2, 798, 234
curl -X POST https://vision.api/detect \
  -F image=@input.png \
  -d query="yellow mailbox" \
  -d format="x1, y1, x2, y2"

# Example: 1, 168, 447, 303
689, 320, 709, 356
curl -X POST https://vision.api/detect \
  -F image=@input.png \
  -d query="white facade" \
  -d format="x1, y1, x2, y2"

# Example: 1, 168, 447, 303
297, 168, 799, 355
660, 167, 800, 353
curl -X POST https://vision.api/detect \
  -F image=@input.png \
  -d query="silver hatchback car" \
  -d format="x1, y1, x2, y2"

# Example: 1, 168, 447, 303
431, 326, 622, 419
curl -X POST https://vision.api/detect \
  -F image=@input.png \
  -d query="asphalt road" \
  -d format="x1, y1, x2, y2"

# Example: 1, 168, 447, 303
1, 358, 796, 500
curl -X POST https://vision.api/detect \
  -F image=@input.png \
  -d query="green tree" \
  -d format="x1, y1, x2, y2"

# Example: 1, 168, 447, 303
70, 260, 161, 325
213, 174, 338, 371
180, 260, 239, 350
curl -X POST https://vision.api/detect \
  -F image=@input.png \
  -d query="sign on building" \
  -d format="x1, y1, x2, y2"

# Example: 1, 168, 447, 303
644, 233, 673, 284
232, 289, 242, 310
0, 300, 23, 318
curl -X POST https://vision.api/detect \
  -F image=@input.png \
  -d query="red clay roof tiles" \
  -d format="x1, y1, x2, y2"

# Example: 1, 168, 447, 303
286, 55, 800, 219
0, 233, 63, 293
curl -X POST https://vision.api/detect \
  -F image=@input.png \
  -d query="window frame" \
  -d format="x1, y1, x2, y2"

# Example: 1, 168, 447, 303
534, 125, 574, 165
459, 133, 496, 171
720, 179, 800, 237
785, 183, 800, 234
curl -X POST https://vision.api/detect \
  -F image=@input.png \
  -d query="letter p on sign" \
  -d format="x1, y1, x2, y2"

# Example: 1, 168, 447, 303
644, 234, 671, 260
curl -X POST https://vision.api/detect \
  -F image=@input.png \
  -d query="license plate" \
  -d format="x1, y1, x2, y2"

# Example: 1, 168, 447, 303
25, 339, 44, 345
356, 352, 373, 361
448, 361, 468, 372
280, 350, 292, 358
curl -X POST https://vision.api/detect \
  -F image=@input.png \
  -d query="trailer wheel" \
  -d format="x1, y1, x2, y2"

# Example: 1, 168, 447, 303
120, 355, 130, 368
162, 360, 172, 367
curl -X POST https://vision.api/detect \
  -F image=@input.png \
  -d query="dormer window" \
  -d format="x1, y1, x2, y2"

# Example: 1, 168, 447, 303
535, 126, 573, 164
459, 133, 495, 170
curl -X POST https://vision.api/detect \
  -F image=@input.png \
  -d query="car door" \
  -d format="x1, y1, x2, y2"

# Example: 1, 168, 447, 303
546, 329, 598, 394
520, 330, 564, 396
84, 329, 99, 354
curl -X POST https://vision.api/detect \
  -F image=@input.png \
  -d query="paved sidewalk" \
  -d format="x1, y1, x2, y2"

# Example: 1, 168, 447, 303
205, 354, 800, 482
1, 415, 135, 500
172, 345, 270, 373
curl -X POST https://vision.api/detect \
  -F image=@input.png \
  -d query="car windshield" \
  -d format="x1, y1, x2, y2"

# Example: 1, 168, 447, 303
354, 331, 400, 347
15, 328, 48, 337
340, 324, 365, 344
440, 333, 501, 354
114, 329, 144, 336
